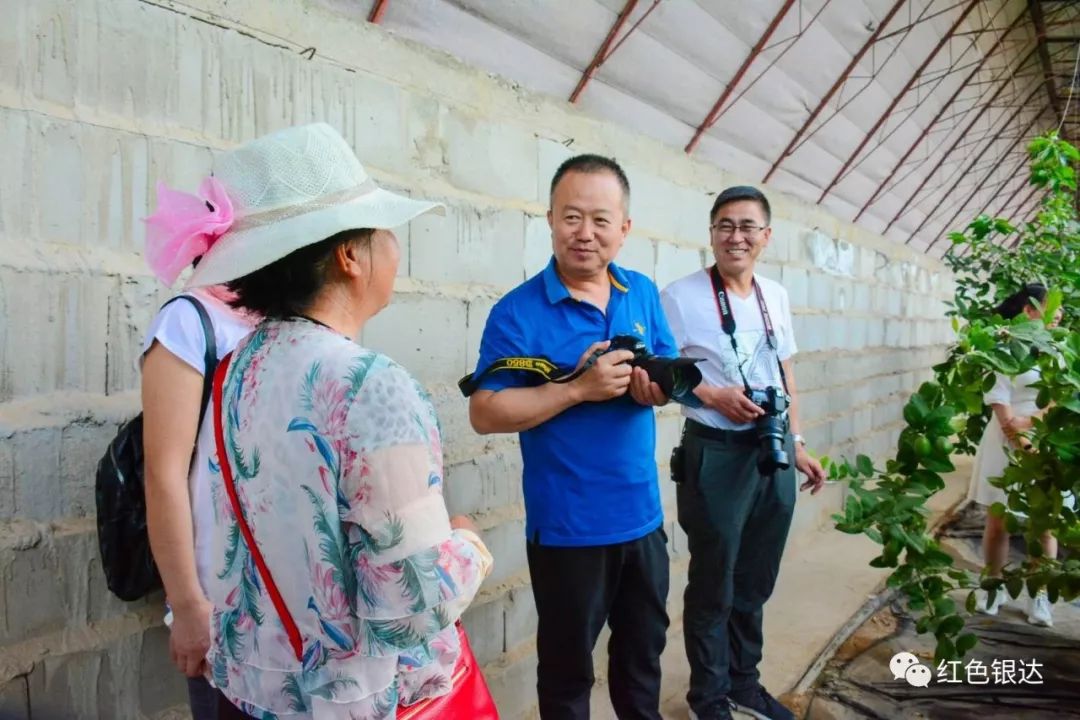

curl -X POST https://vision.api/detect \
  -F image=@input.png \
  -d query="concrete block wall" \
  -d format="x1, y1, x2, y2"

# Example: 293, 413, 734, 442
0, 0, 953, 717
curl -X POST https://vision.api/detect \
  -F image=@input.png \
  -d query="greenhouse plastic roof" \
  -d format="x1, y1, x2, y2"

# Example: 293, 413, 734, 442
344, 0, 1080, 255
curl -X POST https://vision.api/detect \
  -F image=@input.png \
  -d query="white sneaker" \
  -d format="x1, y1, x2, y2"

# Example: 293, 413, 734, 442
975, 589, 1006, 615
1027, 591, 1053, 627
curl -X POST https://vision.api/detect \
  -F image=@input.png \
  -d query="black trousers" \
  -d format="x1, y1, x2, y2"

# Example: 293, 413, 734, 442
527, 527, 670, 720
187, 676, 218, 720
676, 421, 796, 713
216, 691, 256, 720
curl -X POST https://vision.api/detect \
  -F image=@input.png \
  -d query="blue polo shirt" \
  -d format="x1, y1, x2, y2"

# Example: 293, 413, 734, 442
472, 258, 678, 547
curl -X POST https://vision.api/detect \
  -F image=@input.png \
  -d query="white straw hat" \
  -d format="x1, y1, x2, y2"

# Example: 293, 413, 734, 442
186, 123, 443, 288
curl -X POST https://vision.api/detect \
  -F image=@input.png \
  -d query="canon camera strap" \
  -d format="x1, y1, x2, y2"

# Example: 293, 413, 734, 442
708, 265, 789, 395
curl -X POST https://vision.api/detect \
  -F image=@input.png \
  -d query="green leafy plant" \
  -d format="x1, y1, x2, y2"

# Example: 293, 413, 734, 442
828, 131, 1080, 664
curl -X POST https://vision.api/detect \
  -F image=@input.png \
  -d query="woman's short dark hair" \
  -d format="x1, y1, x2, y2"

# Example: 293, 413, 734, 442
226, 229, 374, 319
993, 282, 1048, 319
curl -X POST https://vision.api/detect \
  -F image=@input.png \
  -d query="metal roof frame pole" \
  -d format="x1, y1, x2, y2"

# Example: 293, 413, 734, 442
972, 172, 1025, 206
762, 0, 909, 183
952, 182, 1039, 257
920, 101, 1047, 249
570, 0, 663, 104
1008, 186, 1047, 248
368, 0, 389, 24
924, 108, 1049, 250
684, 0, 798, 153
888, 46, 1040, 236
1021, 198, 1044, 226
1029, 0, 1065, 126
570, 0, 638, 103
973, 165, 1034, 219
977, 152, 1039, 217
817, 0, 982, 204
921, 101, 1048, 251
890, 43, 1075, 234
1007, 183, 1044, 220
926, 165, 1029, 256
854, 9, 1030, 222
993, 174, 1039, 217
975, 115, 1051, 217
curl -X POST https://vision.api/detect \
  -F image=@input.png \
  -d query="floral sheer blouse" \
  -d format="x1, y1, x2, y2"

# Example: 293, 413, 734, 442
205, 318, 491, 719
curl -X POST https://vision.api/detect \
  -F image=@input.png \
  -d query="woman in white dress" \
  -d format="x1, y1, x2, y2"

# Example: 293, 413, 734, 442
970, 283, 1065, 626
140, 180, 258, 718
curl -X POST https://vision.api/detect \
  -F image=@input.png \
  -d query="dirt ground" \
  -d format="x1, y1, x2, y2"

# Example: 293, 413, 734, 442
800, 503, 1080, 720
657, 457, 1080, 720
659, 460, 973, 719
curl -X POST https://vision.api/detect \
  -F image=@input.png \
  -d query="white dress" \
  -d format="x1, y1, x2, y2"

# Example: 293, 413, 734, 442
139, 288, 257, 591
969, 369, 1042, 508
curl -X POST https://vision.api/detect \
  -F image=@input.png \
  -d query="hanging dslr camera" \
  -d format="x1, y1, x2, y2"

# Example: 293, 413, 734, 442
707, 265, 793, 476
746, 386, 790, 476
606, 335, 704, 409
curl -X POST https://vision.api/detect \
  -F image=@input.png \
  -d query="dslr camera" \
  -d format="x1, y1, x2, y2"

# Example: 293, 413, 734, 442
746, 386, 790, 475
607, 335, 704, 408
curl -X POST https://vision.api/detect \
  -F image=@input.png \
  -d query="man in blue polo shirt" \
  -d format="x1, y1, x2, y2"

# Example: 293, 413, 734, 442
469, 154, 676, 719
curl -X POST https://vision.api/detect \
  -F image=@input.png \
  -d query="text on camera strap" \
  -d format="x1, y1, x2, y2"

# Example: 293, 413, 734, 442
707, 265, 789, 395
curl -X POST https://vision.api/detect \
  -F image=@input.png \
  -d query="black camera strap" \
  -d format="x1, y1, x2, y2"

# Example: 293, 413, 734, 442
708, 265, 789, 395
457, 350, 605, 397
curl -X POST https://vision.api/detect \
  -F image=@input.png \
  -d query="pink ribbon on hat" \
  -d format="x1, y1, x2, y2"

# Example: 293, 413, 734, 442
144, 177, 235, 286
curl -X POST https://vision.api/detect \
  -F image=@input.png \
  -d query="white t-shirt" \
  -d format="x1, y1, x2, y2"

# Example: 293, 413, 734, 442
140, 289, 255, 593
985, 368, 1041, 417
971, 367, 1074, 511
970, 368, 1040, 508
661, 271, 797, 430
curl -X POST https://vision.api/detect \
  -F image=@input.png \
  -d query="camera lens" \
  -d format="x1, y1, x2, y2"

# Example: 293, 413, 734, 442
668, 368, 695, 399
636, 357, 704, 408
746, 388, 791, 476
755, 414, 789, 475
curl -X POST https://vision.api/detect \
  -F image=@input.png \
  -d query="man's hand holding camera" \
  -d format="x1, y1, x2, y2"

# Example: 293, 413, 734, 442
629, 366, 668, 406
695, 383, 827, 494
571, 340, 670, 406
571, 341, 634, 402
695, 384, 765, 424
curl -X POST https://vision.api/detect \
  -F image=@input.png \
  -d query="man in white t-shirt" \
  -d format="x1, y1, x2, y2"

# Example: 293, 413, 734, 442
660, 186, 826, 720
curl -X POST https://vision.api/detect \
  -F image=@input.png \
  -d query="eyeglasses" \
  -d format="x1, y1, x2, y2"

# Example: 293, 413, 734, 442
710, 222, 768, 239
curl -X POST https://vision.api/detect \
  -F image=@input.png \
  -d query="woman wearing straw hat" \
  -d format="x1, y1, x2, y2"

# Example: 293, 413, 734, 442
183, 123, 494, 718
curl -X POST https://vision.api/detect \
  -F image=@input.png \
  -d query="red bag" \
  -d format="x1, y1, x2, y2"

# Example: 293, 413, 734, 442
212, 353, 499, 719
398, 623, 498, 720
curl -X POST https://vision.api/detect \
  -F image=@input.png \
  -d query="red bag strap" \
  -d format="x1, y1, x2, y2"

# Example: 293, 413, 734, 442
212, 352, 304, 662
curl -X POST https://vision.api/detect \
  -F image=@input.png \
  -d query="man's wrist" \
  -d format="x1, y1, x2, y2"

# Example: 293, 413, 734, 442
562, 377, 586, 406
792, 433, 807, 447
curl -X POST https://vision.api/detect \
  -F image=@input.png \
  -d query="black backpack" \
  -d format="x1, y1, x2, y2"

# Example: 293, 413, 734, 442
95, 295, 217, 601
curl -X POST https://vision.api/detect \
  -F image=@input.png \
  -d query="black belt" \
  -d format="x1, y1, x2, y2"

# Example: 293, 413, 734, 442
684, 419, 759, 445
